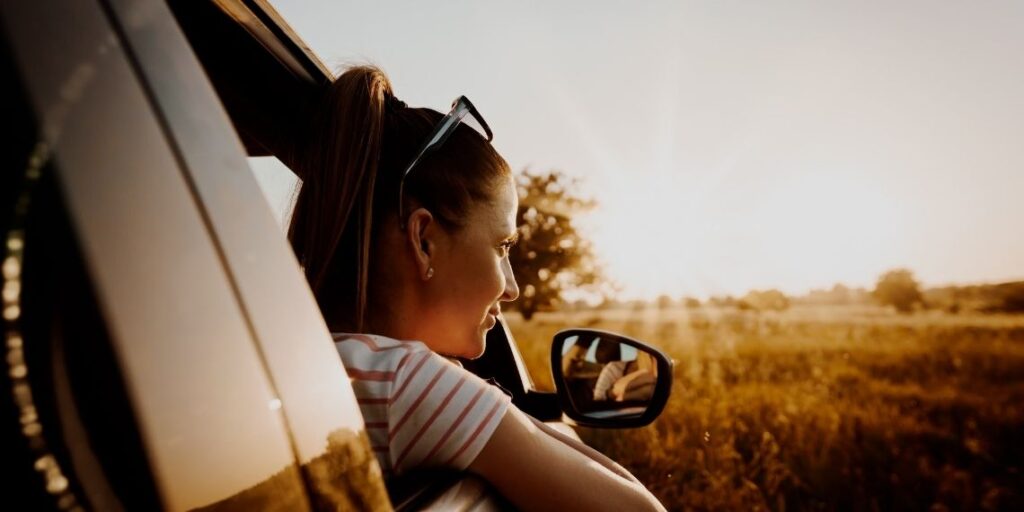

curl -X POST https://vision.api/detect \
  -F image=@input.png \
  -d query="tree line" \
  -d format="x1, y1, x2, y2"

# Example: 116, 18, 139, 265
504, 169, 1023, 319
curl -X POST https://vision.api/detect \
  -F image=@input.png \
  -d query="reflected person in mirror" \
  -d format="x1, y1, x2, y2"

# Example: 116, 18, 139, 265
592, 342, 656, 403
592, 340, 628, 401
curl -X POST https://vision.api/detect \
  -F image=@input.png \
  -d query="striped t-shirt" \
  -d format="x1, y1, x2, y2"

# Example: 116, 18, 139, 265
333, 333, 511, 476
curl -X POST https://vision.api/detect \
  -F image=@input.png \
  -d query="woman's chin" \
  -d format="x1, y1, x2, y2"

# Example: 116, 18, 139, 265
459, 335, 487, 360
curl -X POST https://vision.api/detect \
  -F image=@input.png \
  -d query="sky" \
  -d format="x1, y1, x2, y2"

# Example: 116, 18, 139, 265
252, 0, 1024, 299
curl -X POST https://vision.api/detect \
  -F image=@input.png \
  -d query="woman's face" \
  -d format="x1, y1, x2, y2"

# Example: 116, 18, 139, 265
421, 174, 520, 358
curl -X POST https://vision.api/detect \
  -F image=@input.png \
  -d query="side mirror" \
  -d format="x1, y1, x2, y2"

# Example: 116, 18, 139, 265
550, 329, 673, 428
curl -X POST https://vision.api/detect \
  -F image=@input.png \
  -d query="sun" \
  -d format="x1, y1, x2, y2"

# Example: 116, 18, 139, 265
581, 172, 715, 300
579, 165, 908, 301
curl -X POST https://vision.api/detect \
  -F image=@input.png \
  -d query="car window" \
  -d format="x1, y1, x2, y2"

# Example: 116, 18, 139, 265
250, 156, 300, 230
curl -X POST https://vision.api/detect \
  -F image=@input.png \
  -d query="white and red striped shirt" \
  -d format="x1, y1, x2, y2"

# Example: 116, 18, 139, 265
333, 333, 511, 476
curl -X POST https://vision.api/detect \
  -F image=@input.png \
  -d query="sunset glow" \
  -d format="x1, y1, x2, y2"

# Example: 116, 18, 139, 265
580, 160, 911, 299
256, 0, 1024, 300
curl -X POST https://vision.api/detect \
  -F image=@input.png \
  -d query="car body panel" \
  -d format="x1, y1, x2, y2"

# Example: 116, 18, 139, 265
2, 1, 309, 509
100, 0, 389, 508
1, 0, 381, 510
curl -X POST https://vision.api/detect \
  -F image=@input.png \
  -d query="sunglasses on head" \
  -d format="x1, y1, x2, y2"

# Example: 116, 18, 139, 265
397, 95, 493, 229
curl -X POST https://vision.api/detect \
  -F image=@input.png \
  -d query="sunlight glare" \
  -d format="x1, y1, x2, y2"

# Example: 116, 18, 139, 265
584, 165, 906, 300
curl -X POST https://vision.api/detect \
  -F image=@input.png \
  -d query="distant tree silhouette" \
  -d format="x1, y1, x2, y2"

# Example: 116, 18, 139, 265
508, 170, 601, 320
684, 297, 702, 309
739, 289, 790, 312
796, 283, 871, 306
873, 269, 924, 313
994, 283, 1024, 312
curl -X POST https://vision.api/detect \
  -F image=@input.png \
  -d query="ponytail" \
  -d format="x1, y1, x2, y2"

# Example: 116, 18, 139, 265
289, 66, 392, 331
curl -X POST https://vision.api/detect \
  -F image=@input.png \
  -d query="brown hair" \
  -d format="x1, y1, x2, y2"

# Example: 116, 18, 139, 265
288, 65, 511, 331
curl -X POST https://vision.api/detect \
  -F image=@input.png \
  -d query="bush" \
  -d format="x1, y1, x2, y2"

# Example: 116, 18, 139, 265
739, 289, 790, 312
873, 269, 923, 313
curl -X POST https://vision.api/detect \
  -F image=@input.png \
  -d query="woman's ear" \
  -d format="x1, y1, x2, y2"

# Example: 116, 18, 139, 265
406, 208, 435, 281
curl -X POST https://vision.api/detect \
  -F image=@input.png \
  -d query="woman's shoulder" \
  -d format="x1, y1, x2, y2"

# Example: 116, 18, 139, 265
332, 332, 430, 371
330, 332, 494, 391
331, 332, 511, 473
332, 332, 429, 352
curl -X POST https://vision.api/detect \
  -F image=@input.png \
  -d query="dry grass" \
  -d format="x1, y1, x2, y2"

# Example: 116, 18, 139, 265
506, 305, 1024, 511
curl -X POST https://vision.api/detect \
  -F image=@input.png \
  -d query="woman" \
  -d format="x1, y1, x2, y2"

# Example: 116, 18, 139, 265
289, 65, 664, 511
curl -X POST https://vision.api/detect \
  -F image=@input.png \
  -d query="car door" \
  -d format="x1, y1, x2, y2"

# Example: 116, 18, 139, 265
1, 0, 389, 510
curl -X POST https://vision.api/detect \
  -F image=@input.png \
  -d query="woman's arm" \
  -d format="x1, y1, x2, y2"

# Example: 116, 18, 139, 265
468, 407, 665, 512
592, 361, 624, 401
525, 415, 642, 484
611, 369, 656, 402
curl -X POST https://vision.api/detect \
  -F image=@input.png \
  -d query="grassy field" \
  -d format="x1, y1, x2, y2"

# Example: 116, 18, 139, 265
505, 305, 1024, 511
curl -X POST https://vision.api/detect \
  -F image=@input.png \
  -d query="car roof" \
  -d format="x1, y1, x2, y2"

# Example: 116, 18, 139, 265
170, 0, 331, 177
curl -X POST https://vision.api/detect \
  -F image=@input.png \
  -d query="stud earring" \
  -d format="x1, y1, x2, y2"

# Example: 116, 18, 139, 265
425, 267, 434, 280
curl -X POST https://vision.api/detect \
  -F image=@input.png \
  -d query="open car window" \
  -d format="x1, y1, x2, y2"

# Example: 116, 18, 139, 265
250, 156, 300, 230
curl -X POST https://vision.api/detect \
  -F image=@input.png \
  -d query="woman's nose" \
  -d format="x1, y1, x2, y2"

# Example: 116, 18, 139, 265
501, 259, 519, 302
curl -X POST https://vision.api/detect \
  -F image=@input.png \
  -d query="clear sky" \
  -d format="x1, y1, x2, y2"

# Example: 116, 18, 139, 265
254, 0, 1024, 299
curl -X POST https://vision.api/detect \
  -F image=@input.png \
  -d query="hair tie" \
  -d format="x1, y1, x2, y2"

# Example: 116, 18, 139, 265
385, 93, 407, 112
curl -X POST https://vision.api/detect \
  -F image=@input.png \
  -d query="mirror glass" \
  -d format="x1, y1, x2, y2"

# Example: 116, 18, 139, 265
558, 333, 658, 419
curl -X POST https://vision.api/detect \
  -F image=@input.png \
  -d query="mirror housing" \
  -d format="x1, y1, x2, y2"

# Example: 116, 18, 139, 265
550, 329, 673, 428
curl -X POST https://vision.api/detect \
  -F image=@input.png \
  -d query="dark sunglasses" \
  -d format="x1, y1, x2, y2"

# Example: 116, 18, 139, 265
397, 95, 493, 229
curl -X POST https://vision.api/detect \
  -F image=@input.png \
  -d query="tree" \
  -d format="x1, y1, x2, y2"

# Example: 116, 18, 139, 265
508, 170, 601, 320
738, 289, 790, 312
873, 268, 923, 313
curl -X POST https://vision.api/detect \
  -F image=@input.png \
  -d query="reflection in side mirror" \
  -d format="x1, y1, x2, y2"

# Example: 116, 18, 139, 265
551, 329, 673, 428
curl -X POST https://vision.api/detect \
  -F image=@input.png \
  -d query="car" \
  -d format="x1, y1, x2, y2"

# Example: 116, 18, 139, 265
0, 0, 673, 510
